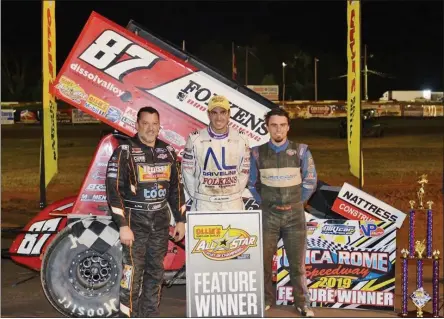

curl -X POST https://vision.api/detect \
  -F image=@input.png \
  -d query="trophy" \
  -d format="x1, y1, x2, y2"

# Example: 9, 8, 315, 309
399, 175, 440, 318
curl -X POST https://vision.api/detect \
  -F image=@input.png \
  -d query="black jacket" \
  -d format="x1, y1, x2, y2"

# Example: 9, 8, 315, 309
106, 135, 186, 227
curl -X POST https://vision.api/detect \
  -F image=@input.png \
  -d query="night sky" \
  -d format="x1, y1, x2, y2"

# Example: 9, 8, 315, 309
2, 1, 443, 100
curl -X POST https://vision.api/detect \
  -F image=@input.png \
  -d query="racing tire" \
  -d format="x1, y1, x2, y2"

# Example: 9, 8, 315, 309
41, 227, 122, 318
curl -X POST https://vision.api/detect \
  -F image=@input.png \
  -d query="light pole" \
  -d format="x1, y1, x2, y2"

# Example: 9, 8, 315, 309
282, 62, 287, 106
314, 57, 319, 101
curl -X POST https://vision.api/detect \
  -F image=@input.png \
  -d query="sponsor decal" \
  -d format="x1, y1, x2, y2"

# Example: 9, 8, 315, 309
119, 107, 137, 132
286, 149, 296, 156
105, 106, 122, 123
55, 76, 88, 104
155, 148, 166, 153
132, 148, 143, 154
157, 153, 168, 160
70, 63, 126, 97
107, 167, 118, 172
86, 184, 106, 192
107, 173, 117, 178
85, 94, 110, 116
121, 264, 133, 290
307, 222, 319, 235
160, 129, 186, 146
92, 170, 106, 180
191, 225, 257, 261
137, 164, 171, 182
80, 194, 107, 202
360, 222, 385, 237
96, 162, 108, 167
306, 172, 316, 180
183, 153, 193, 160
321, 224, 356, 235
204, 147, 236, 171
133, 155, 145, 163
202, 176, 238, 187
143, 186, 167, 199
148, 203, 163, 210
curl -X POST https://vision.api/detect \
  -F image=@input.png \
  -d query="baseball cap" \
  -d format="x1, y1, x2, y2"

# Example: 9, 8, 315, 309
207, 95, 230, 112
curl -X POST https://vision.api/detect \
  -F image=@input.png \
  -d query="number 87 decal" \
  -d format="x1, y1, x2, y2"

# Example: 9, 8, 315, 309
79, 30, 163, 82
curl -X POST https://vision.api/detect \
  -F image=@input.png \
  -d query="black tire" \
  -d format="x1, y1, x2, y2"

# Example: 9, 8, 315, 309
41, 227, 122, 318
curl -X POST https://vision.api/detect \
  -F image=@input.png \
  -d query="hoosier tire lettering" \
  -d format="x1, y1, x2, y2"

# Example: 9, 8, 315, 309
57, 297, 118, 317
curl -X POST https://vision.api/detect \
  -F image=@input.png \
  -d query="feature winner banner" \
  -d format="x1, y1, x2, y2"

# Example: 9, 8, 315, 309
42, 0, 58, 186
276, 219, 396, 311
52, 12, 275, 159
186, 211, 264, 318
347, 0, 363, 186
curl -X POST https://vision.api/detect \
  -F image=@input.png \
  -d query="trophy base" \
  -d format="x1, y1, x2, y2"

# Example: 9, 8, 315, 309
398, 310, 435, 318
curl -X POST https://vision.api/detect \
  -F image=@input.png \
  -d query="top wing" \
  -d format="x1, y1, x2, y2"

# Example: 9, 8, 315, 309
52, 11, 276, 156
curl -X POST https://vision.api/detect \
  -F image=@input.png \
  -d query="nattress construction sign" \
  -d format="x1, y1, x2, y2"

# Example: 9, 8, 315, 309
186, 211, 264, 317
52, 12, 272, 157
332, 183, 406, 229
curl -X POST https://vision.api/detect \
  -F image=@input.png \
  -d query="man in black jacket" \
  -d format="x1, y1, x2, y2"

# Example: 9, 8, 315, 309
106, 106, 186, 318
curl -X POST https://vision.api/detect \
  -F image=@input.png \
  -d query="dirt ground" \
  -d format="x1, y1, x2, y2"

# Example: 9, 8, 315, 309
1, 118, 443, 317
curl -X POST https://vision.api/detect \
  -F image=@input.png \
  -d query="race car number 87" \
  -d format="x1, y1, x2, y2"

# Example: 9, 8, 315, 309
79, 30, 161, 81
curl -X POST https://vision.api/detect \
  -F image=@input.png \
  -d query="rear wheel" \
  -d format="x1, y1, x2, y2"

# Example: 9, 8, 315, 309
41, 227, 122, 317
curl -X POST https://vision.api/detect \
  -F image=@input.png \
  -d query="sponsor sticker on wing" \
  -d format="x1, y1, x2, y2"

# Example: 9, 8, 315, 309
55, 76, 88, 104
119, 107, 137, 133
85, 94, 110, 116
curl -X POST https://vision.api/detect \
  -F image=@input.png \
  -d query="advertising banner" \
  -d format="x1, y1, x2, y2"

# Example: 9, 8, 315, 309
276, 219, 396, 311
57, 109, 73, 124
52, 11, 274, 160
346, 0, 363, 185
1, 109, 15, 124
247, 85, 279, 101
403, 105, 424, 117
72, 109, 100, 124
42, 0, 58, 187
331, 182, 406, 229
20, 110, 39, 123
186, 211, 264, 318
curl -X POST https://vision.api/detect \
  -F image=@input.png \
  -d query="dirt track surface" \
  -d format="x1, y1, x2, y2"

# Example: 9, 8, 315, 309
2, 119, 443, 317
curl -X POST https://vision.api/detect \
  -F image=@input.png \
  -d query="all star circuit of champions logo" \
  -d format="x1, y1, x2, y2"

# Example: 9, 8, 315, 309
191, 225, 258, 261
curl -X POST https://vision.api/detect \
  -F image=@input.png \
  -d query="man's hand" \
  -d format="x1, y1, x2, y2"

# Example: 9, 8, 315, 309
120, 226, 134, 246
173, 222, 185, 242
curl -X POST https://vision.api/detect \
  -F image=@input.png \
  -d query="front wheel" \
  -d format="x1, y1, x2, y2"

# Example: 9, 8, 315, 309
41, 227, 122, 318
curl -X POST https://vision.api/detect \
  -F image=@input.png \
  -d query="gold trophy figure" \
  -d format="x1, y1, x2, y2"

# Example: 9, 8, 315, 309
417, 174, 428, 209
415, 240, 426, 259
